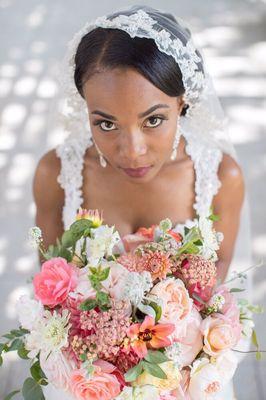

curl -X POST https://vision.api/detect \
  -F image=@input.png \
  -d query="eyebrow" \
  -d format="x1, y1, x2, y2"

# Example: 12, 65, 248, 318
91, 103, 170, 121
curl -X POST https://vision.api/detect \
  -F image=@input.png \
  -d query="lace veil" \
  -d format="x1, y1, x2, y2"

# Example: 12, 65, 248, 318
55, 5, 253, 289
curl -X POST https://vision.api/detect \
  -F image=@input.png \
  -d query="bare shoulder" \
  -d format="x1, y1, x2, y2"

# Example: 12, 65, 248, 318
218, 153, 245, 189
215, 153, 245, 206
33, 149, 64, 208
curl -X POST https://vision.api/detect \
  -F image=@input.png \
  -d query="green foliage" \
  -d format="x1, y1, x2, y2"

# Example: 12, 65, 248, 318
149, 302, 162, 323
124, 362, 143, 382
144, 350, 169, 364
22, 378, 45, 400
30, 360, 48, 386
124, 350, 169, 382
142, 360, 167, 379
79, 265, 111, 312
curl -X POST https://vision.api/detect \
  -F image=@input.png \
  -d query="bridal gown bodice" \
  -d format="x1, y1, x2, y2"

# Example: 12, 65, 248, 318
42, 129, 238, 399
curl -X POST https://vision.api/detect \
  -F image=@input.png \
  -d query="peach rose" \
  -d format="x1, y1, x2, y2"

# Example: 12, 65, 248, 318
151, 278, 192, 338
71, 362, 121, 400
33, 257, 78, 307
201, 315, 239, 357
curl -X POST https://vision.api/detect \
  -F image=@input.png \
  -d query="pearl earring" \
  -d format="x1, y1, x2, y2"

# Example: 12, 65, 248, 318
93, 139, 107, 168
170, 117, 181, 161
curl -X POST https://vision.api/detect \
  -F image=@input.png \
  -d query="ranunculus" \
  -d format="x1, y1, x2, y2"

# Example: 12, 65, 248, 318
71, 363, 121, 400
40, 350, 75, 391
16, 294, 43, 330
134, 361, 181, 391
151, 278, 192, 339
178, 306, 203, 367
33, 257, 78, 307
201, 314, 239, 357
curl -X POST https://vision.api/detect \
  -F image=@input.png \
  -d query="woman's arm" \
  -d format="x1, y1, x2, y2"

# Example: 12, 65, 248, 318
33, 150, 65, 260
213, 154, 245, 282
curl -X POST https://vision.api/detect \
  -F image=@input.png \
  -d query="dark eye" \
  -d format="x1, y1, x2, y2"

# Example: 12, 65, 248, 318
99, 121, 116, 131
145, 116, 164, 128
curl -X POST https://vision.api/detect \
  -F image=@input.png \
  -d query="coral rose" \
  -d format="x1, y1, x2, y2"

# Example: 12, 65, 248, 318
151, 278, 192, 338
33, 257, 78, 307
201, 315, 239, 357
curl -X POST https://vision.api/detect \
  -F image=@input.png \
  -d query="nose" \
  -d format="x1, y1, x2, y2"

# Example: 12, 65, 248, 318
118, 130, 148, 162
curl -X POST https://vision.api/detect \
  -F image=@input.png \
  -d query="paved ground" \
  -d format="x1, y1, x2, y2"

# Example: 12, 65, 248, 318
0, 0, 265, 398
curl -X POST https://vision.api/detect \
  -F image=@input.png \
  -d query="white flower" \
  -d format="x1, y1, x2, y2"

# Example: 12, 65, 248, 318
122, 271, 153, 306
25, 309, 70, 358
87, 225, 121, 265
40, 350, 75, 390
165, 342, 182, 368
28, 226, 43, 248
188, 352, 238, 399
188, 358, 223, 399
115, 385, 159, 400
16, 294, 44, 330
198, 216, 220, 261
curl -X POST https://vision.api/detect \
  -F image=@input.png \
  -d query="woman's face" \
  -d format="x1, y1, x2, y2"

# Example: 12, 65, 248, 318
83, 67, 184, 183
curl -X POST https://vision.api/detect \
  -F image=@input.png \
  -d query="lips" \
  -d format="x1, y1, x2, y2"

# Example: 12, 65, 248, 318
122, 166, 152, 178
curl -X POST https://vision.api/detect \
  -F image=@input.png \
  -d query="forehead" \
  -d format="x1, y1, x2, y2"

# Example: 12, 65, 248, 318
83, 67, 177, 114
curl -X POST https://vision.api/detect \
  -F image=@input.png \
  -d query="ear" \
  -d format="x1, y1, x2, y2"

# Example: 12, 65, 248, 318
177, 95, 185, 113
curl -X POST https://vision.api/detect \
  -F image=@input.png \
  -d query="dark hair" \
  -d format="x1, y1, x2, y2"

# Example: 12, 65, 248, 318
74, 28, 190, 116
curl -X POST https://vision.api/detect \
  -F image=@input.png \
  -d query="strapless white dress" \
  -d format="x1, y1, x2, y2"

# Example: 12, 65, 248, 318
42, 128, 251, 399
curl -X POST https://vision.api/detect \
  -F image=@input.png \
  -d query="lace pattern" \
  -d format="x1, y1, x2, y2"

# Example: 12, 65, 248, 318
56, 129, 223, 230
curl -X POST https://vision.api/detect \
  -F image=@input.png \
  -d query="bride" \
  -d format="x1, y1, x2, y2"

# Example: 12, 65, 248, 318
32, 5, 249, 399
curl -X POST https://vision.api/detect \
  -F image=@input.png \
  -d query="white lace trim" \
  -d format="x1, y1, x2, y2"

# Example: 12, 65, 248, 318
56, 129, 222, 230
56, 131, 91, 230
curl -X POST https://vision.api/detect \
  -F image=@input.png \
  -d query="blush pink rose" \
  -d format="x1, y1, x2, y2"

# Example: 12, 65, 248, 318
151, 278, 192, 339
201, 314, 240, 357
33, 257, 78, 307
178, 306, 203, 367
71, 362, 121, 400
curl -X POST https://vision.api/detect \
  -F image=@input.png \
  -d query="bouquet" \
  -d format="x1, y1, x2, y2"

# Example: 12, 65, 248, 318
0, 209, 263, 400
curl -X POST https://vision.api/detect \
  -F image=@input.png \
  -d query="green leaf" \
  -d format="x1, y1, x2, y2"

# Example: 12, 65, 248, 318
10, 328, 29, 337
142, 361, 167, 379
144, 350, 169, 364
194, 239, 203, 246
184, 227, 189, 236
208, 214, 220, 222
137, 303, 156, 319
58, 248, 72, 262
0, 355, 3, 366
230, 288, 245, 293
98, 267, 110, 281
79, 298, 97, 311
30, 361, 47, 385
256, 351, 262, 361
70, 219, 93, 240
150, 302, 162, 323
8, 339, 23, 352
0, 342, 8, 355
96, 291, 110, 305
18, 345, 29, 360
22, 378, 45, 400
61, 230, 74, 248
124, 362, 143, 382
2, 333, 15, 340
252, 329, 259, 349
4, 390, 20, 400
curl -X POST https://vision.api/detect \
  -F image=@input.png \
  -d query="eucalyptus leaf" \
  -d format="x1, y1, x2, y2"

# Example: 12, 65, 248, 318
230, 288, 245, 293
142, 361, 167, 379
8, 338, 23, 352
61, 230, 74, 248
149, 302, 162, 322
18, 345, 29, 360
124, 362, 143, 382
30, 361, 47, 385
22, 378, 45, 400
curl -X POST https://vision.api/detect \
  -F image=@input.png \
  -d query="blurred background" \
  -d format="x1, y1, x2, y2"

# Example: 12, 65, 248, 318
0, 0, 265, 398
